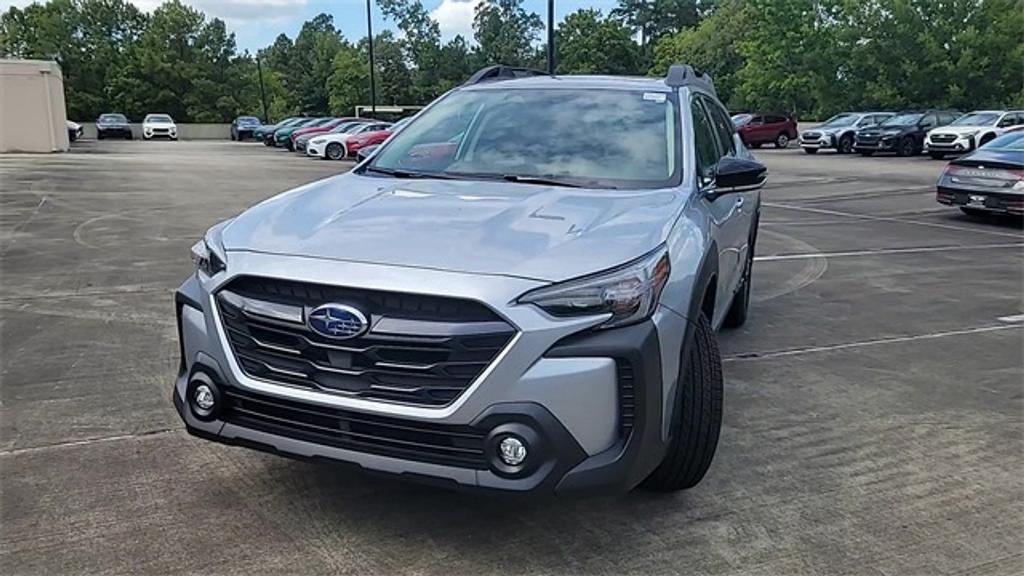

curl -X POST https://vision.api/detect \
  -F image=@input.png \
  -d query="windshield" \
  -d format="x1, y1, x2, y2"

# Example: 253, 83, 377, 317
146, 115, 172, 123
731, 114, 753, 126
821, 114, 858, 127
99, 114, 127, 123
238, 116, 260, 125
368, 88, 681, 190
951, 112, 1000, 126
980, 132, 1024, 151
882, 113, 922, 126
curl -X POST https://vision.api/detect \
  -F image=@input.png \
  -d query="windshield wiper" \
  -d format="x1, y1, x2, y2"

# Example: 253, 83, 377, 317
362, 166, 459, 180
500, 174, 588, 188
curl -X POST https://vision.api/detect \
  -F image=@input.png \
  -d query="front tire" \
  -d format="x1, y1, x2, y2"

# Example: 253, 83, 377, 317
325, 142, 345, 160
838, 134, 854, 154
898, 137, 917, 157
929, 152, 946, 160
774, 133, 790, 148
641, 313, 723, 492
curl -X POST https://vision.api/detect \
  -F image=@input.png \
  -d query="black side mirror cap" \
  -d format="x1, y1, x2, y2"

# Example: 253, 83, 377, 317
356, 144, 379, 163
715, 156, 767, 194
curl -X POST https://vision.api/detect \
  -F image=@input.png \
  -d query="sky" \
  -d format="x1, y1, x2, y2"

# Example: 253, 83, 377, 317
1, 0, 627, 53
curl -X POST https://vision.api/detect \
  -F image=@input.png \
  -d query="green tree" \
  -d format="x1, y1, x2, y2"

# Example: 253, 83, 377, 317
474, 0, 544, 67
651, 0, 747, 106
556, 9, 642, 75
289, 14, 350, 115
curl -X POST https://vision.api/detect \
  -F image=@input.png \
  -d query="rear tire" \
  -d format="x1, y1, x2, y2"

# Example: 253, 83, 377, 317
803, 148, 818, 155
641, 313, 723, 492
326, 142, 345, 160
723, 212, 759, 329
929, 152, 946, 160
263, 138, 272, 147
774, 133, 790, 148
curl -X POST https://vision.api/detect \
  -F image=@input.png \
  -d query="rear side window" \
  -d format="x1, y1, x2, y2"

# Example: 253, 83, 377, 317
691, 98, 720, 187
765, 115, 787, 124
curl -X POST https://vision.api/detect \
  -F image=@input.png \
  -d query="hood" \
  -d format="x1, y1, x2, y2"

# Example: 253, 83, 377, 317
220, 173, 686, 282
931, 125, 989, 136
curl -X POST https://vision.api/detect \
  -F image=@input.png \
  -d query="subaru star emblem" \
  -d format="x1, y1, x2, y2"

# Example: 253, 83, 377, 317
307, 304, 368, 340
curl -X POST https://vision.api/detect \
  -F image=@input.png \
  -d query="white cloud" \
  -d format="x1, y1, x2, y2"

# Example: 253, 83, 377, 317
430, 0, 482, 41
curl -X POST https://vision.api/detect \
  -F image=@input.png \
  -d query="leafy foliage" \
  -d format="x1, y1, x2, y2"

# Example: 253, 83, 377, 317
1, 0, 1020, 122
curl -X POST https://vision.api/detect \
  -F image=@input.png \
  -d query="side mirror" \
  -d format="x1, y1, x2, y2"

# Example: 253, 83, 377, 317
356, 144, 379, 163
714, 156, 767, 194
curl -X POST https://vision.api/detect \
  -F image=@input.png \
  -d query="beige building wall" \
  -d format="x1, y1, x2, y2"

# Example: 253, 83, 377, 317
0, 59, 69, 153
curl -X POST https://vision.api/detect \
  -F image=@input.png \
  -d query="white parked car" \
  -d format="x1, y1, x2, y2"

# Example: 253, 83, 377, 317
142, 114, 178, 140
306, 121, 391, 160
925, 110, 1024, 159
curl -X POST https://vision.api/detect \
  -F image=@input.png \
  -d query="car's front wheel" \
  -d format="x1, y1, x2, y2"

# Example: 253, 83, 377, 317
898, 137, 917, 157
838, 134, 854, 154
325, 142, 345, 160
641, 312, 723, 492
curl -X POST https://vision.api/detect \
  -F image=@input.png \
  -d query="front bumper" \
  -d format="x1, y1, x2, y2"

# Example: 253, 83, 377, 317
799, 133, 835, 150
854, 136, 899, 152
925, 135, 975, 154
306, 141, 328, 157
173, 258, 684, 496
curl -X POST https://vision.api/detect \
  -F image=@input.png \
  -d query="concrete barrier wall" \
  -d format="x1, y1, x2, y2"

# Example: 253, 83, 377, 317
79, 123, 231, 140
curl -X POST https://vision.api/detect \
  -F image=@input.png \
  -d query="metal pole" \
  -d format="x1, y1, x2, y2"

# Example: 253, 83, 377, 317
546, 0, 555, 74
256, 55, 269, 122
367, 0, 377, 116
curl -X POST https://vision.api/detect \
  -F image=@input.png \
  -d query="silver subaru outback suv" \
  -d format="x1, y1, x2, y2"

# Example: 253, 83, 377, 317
174, 65, 765, 496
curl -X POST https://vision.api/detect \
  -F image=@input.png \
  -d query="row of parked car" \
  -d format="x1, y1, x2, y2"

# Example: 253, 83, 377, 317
231, 115, 408, 161
731, 109, 1024, 159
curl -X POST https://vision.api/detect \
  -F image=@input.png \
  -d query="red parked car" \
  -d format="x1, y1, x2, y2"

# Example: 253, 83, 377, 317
290, 117, 359, 148
732, 113, 798, 148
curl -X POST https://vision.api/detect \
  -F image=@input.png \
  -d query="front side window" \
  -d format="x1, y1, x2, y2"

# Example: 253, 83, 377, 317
700, 96, 736, 157
368, 88, 681, 189
691, 98, 719, 188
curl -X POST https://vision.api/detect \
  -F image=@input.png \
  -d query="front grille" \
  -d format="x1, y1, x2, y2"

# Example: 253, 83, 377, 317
931, 134, 957, 143
217, 276, 515, 407
857, 132, 880, 144
616, 360, 636, 438
221, 387, 489, 468
802, 131, 821, 140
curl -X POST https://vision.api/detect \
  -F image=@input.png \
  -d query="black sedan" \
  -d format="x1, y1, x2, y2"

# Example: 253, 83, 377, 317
936, 130, 1024, 217
96, 113, 133, 140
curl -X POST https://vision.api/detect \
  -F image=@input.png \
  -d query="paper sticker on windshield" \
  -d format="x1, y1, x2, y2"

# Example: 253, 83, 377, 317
643, 92, 666, 103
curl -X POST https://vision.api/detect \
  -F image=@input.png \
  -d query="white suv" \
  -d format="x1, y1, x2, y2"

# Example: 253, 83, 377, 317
925, 110, 1024, 159
142, 114, 178, 140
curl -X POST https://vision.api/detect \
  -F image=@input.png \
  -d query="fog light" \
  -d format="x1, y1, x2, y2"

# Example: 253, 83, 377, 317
498, 436, 528, 466
193, 384, 215, 410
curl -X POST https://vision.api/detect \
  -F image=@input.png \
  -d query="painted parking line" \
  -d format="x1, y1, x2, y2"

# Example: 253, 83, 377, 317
764, 202, 1024, 239
755, 242, 1024, 262
723, 322, 1023, 362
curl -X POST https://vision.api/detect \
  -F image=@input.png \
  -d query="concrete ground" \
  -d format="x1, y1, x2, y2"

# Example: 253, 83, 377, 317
1, 141, 1021, 576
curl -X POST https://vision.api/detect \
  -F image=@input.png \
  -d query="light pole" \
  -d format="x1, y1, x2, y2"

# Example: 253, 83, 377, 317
546, 0, 555, 74
366, 0, 377, 116
256, 55, 269, 121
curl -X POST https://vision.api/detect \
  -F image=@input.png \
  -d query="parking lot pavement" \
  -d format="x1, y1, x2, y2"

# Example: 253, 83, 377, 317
1, 142, 1021, 576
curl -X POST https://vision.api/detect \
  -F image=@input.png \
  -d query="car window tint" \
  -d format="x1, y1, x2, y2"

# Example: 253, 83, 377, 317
751, 116, 763, 124
921, 113, 937, 127
701, 96, 736, 157
691, 98, 719, 187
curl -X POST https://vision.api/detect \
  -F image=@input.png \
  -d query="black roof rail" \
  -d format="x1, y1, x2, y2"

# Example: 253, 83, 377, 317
464, 65, 549, 86
665, 64, 716, 95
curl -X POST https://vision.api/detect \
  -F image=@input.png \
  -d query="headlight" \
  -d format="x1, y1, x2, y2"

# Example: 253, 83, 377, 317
190, 239, 226, 277
311, 138, 325, 145
518, 246, 670, 329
